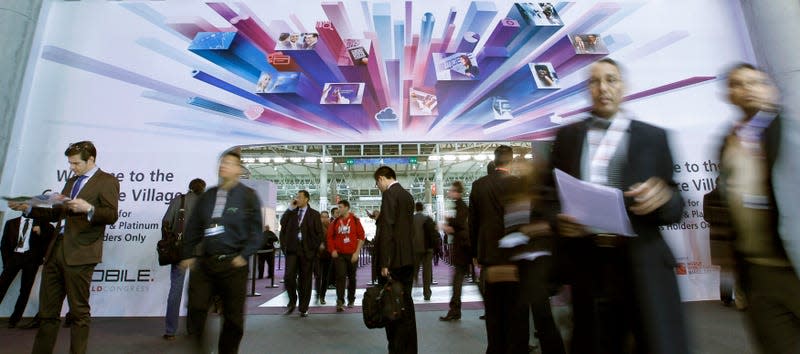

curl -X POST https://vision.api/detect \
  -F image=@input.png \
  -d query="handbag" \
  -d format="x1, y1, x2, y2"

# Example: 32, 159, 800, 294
362, 278, 405, 329
157, 195, 185, 266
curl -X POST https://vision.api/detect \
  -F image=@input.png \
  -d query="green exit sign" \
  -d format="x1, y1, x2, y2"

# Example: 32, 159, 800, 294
408, 157, 418, 165
345, 158, 355, 165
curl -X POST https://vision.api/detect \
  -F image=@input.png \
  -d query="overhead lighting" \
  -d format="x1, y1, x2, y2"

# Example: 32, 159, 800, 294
457, 155, 471, 161
359, 196, 382, 201
322, 156, 333, 163
304, 157, 317, 163
273, 157, 286, 163
429, 155, 441, 161
257, 157, 270, 163
242, 157, 256, 163
443, 155, 456, 161
524, 153, 533, 159
289, 157, 303, 163
474, 154, 487, 161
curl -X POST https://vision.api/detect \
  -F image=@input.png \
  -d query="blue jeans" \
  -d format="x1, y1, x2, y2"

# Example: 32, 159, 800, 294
165, 264, 186, 335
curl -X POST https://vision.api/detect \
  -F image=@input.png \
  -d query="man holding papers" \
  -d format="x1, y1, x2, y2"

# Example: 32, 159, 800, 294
547, 59, 688, 354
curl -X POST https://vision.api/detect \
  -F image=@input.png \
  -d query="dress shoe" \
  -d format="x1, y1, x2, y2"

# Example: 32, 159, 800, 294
283, 305, 296, 315
319, 297, 327, 305
439, 313, 461, 321
347, 301, 355, 308
63, 315, 74, 328
424, 296, 431, 301
162, 334, 176, 341
479, 314, 486, 320
7, 321, 17, 329
336, 305, 344, 312
18, 318, 40, 329
300, 311, 309, 318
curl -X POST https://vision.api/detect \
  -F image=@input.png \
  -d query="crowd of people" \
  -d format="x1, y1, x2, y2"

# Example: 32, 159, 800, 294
0, 58, 796, 354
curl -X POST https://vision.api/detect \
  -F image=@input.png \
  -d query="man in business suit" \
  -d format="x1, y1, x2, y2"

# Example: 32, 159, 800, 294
374, 165, 417, 353
279, 190, 323, 317
548, 58, 688, 353
470, 145, 530, 353
0, 215, 54, 328
716, 63, 800, 353
440, 181, 470, 321
412, 202, 435, 301
8, 140, 119, 354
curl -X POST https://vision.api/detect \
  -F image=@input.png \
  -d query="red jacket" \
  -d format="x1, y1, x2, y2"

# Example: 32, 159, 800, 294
326, 213, 365, 254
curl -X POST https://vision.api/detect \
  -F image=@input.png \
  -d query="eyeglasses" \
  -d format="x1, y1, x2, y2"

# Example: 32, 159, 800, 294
588, 77, 621, 88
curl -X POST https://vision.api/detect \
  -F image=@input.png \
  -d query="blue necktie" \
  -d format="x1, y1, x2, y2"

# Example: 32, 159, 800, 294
70, 175, 86, 199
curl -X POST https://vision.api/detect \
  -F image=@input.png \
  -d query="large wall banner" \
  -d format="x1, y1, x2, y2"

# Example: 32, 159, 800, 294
1, 0, 756, 316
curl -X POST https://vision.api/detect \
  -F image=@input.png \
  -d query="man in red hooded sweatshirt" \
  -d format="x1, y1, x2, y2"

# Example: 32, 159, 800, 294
326, 199, 366, 312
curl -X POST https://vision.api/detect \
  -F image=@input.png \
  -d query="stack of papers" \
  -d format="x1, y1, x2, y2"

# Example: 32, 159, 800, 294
553, 169, 635, 236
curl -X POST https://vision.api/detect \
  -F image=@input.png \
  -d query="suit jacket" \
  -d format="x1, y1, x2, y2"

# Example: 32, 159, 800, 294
469, 170, 521, 266
376, 183, 415, 269
548, 118, 687, 353
412, 212, 435, 253
30, 169, 119, 266
1, 217, 55, 267
449, 198, 471, 266
279, 206, 323, 258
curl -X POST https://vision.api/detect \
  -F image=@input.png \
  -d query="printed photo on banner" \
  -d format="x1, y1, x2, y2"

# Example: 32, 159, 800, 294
529, 63, 559, 88
255, 72, 300, 94
491, 96, 513, 120
433, 52, 480, 81
570, 33, 608, 54
409, 88, 439, 116
515, 2, 563, 26
320, 83, 365, 104
275, 32, 319, 50
340, 38, 370, 66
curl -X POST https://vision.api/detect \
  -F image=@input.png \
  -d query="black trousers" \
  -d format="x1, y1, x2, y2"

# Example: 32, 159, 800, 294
256, 250, 275, 279
448, 263, 467, 314
284, 253, 315, 312
379, 265, 418, 354
314, 256, 332, 299
741, 262, 800, 354
485, 280, 529, 354
519, 258, 565, 354
333, 253, 357, 304
0, 252, 39, 324
186, 256, 248, 354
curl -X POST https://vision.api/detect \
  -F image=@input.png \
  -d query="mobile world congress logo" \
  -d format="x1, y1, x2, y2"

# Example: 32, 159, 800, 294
90, 268, 153, 293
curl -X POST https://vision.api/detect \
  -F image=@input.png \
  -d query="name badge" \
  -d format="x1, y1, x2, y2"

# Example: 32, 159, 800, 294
204, 225, 225, 237
298, 232, 303, 241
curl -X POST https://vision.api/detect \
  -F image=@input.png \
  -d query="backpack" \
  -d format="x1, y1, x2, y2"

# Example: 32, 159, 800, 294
362, 279, 405, 329
157, 195, 185, 266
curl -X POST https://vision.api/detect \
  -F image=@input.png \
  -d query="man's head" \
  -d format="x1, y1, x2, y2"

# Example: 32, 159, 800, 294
448, 181, 464, 200
494, 145, 513, 168
189, 178, 206, 194
415, 202, 424, 212
64, 141, 97, 176
726, 63, 779, 118
218, 150, 242, 181
320, 211, 329, 222
337, 200, 350, 215
588, 58, 624, 119
304, 33, 318, 46
373, 166, 396, 192
296, 190, 310, 208
330, 207, 339, 218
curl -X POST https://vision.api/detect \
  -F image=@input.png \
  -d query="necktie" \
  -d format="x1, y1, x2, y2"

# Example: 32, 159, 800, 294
70, 175, 86, 199
297, 209, 304, 224
18, 219, 30, 248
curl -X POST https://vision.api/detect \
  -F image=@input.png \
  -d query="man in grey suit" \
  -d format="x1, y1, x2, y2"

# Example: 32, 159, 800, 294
374, 166, 417, 353
279, 190, 324, 317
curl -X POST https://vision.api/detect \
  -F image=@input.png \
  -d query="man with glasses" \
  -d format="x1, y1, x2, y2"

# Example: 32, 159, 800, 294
9, 141, 120, 354
547, 58, 688, 353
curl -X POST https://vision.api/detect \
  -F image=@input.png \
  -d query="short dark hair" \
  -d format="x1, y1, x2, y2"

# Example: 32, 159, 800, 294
451, 181, 464, 194
321, 211, 329, 217
64, 141, 96, 162
595, 58, 624, 76
189, 178, 206, 194
494, 145, 513, 167
725, 62, 759, 86
337, 200, 350, 208
221, 148, 242, 162
298, 190, 310, 200
415, 202, 423, 211
373, 166, 396, 181
486, 161, 496, 175
279, 33, 290, 41
331, 207, 339, 213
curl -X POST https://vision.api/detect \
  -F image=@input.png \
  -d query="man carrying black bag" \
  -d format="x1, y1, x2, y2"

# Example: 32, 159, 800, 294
160, 178, 205, 340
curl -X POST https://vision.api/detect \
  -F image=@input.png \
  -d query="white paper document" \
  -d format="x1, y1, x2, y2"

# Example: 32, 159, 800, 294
553, 168, 636, 236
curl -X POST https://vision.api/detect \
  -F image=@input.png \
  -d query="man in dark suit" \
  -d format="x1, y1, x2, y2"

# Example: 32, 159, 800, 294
548, 58, 688, 353
9, 140, 120, 354
470, 146, 530, 353
374, 166, 417, 353
0, 215, 54, 328
279, 190, 323, 317
440, 181, 470, 321
412, 201, 435, 301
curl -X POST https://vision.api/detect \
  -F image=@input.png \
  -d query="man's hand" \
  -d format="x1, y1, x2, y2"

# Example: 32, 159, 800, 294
443, 225, 454, 234
65, 198, 93, 214
557, 214, 590, 237
179, 258, 196, 270
7, 201, 29, 212
231, 255, 247, 268
519, 222, 551, 238
350, 253, 358, 264
381, 267, 389, 277
472, 257, 480, 268
331, 250, 338, 258
624, 177, 672, 215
